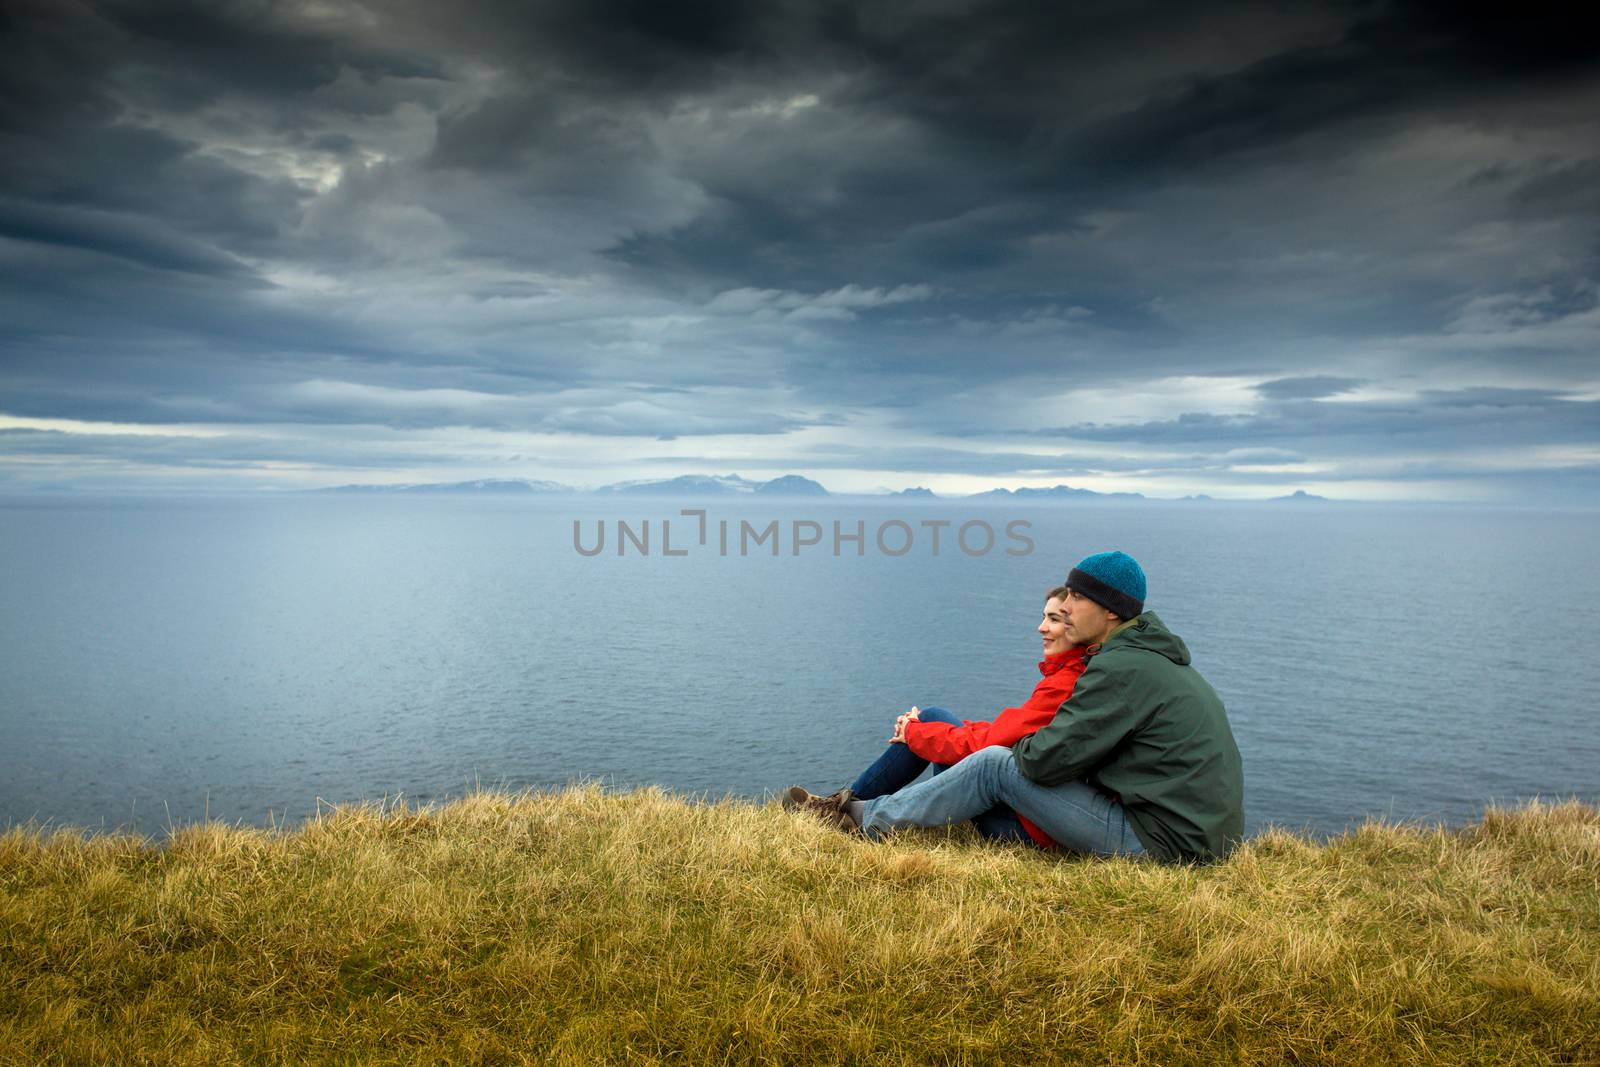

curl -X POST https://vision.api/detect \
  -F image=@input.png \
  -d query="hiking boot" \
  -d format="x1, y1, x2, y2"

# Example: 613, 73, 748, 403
783, 786, 860, 832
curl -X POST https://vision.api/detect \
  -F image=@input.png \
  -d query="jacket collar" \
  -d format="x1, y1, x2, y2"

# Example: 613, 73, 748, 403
1084, 615, 1143, 659
1039, 645, 1088, 676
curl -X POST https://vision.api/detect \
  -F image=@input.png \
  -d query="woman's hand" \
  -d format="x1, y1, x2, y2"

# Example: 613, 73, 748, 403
890, 705, 921, 744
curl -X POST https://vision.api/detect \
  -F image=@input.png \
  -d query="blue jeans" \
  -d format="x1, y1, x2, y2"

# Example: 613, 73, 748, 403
858, 745, 1148, 858
848, 707, 1029, 843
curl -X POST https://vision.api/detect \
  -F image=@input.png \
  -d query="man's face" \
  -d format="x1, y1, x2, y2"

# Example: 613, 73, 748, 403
1062, 588, 1120, 647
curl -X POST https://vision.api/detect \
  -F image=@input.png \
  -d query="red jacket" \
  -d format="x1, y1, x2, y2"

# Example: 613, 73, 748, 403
902, 647, 1088, 848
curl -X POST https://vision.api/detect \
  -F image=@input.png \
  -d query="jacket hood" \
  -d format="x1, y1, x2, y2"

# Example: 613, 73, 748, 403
1097, 612, 1190, 666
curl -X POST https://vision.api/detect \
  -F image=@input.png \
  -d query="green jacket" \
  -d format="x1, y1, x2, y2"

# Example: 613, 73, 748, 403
1012, 612, 1244, 863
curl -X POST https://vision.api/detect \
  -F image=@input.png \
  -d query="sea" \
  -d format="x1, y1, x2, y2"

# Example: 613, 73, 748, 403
2, 492, 1596, 841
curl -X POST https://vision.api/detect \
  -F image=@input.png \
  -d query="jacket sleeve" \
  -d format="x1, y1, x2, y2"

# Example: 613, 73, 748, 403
903, 668, 1081, 766
1012, 659, 1145, 785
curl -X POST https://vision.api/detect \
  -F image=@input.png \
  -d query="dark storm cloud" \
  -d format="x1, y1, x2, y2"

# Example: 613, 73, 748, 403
1255, 376, 1364, 401
0, 341, 822, 436
468, 0, 1600, 292
0, 426, 445, 471
1050, 389, 1600, 454
97, 0, 441, 100
2, 0, 1598, 497
0, 0, 435, 136
734, 444, 1309, 479
1509, 158, 1600, 220
0, 200, 254, 277
1072, 2, 1599, 172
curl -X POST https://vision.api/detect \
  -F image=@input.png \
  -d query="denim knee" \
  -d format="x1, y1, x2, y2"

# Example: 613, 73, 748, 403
963, 745, 1014, 777
946, 745, 1014, 807
916, 706, 963, 726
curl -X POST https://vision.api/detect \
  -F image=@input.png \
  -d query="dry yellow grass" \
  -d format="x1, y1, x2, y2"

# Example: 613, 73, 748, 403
3, 789, 1598, 1065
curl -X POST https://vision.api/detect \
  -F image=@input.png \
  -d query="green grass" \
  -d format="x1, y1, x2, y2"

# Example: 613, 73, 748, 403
3, 789, 1598, 1065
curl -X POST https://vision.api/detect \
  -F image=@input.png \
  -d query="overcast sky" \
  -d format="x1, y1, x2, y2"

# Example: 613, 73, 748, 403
2, 0, 1597, 500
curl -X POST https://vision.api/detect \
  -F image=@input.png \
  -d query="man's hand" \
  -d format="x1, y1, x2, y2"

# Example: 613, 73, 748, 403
890, 705, 921, 744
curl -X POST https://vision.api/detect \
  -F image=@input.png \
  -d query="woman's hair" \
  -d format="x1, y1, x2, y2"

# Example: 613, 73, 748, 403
1046, 584, 1070, 603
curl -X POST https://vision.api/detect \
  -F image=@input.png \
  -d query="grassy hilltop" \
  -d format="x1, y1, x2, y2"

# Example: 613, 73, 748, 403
2, 789, 1597, 1065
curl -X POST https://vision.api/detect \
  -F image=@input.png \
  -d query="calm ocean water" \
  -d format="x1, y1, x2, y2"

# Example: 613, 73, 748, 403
2, 493, 1596, 840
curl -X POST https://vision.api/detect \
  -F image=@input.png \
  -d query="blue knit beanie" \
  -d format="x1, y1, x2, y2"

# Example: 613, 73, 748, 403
1067, 550, 1146, 620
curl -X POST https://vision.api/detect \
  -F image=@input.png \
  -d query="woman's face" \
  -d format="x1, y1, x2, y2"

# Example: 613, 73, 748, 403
1039, 596, 1071, 656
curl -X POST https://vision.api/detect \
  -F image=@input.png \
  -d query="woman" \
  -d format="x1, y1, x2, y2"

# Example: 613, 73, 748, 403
786, 585, 1086, 847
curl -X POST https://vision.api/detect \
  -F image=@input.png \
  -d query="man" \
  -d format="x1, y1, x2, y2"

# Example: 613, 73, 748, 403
787, 551, 1245, 863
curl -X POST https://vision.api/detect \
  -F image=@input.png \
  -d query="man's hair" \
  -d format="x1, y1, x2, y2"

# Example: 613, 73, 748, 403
1048, 583, 1120, 620
1058, 582, 1122, 622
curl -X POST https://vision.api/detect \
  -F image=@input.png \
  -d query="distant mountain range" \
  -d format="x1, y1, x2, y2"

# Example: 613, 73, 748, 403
594, 473, 828, 496
313, 473, 832, 496
311, 476, 1338, 502
970, 485, 1147, 501
313, 478, 570, 494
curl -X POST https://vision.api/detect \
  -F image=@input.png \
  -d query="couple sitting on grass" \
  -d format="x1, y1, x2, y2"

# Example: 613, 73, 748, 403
785, 550, 1245, 863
